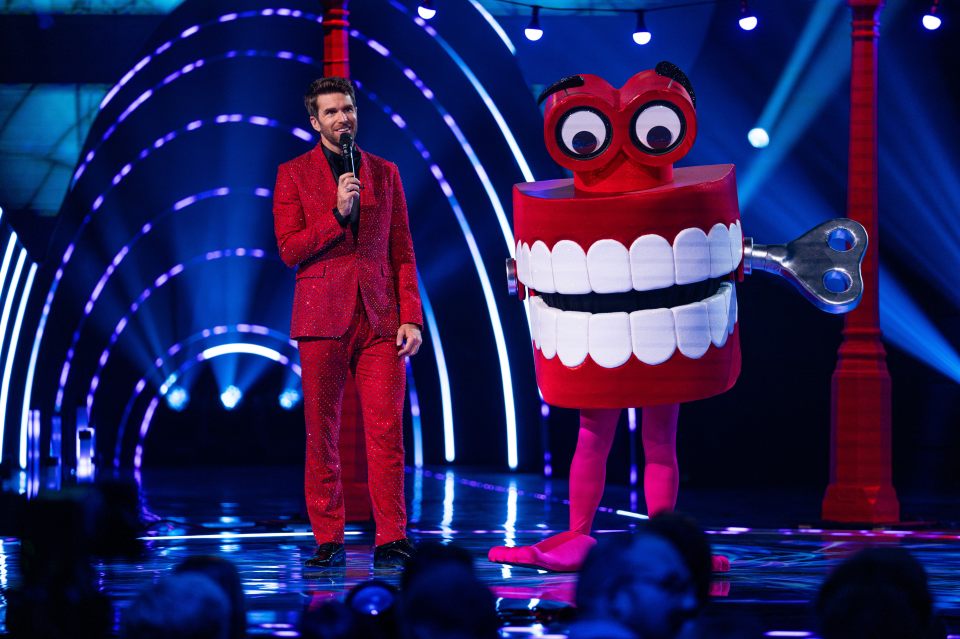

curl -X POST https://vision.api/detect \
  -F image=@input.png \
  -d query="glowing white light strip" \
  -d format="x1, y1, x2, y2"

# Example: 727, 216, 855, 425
468, 0, 516, 54
435, 166, 518, 469
615, 509, 649, 520
504, 480, 518, 548
201, 343, 283, 362
0, 250, 27, 367
0, 245, 27, 380
410, 14, 534, 182
439, 113, 515, 258
441, 470, 455, 541
418, 281, 454, 462
0, 256, 31, 464
19, 322, 41, 470
0, 236, 18, 305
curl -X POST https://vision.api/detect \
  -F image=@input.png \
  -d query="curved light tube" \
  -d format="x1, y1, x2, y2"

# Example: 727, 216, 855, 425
0, 261, 35, 464
133, 346, 300, 469
113, 326, 298, 468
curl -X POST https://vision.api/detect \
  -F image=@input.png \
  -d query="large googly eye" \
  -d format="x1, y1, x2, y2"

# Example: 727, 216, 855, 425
631, 102, 685, 154
556, 107, 612, 159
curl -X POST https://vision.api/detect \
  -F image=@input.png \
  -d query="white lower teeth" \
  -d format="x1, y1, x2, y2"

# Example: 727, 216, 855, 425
530, 283, 736, 368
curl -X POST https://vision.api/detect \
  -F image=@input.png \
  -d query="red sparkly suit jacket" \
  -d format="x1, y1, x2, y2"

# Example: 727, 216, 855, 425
273, 143, 422, 338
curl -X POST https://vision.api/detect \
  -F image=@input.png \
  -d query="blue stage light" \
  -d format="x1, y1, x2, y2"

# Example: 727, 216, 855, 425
278, 388, 301, 410
632, 11, 651, 45
922, 13, 942, 30
524, 6, 543, 41
748, 127, 770, 148
923, 0, 942, 30
220, 385, 242, 410
166, 385, 189, 411
739, 0, 758, 31
739, 15, 758, 31
417, 0, 436, 20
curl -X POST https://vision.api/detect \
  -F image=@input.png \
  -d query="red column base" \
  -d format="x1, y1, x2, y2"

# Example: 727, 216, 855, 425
822, 482, 899, 523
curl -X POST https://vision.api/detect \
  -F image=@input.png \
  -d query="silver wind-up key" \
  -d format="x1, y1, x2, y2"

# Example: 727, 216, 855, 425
506, 257, 519, 296
743, 218, 868, 315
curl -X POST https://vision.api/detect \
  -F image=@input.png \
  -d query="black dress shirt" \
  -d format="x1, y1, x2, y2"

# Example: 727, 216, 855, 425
322, 144, 362, 234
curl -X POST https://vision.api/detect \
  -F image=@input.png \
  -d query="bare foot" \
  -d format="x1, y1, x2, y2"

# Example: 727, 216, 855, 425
488, 531, 597, 572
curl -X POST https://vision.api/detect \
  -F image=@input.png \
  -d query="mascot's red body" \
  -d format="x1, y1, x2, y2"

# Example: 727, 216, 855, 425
490, 63, 738, 572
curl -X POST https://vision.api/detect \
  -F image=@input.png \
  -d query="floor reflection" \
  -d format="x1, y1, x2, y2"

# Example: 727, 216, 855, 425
1, 465, 958, 638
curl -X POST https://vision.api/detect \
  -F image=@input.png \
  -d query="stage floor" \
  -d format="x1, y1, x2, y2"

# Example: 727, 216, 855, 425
2, 465, 959, 637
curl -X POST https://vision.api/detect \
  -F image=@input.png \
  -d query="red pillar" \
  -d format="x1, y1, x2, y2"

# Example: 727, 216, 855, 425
323, 0, 350, 78
822, 0, 899, 523
321, 0, 371, 522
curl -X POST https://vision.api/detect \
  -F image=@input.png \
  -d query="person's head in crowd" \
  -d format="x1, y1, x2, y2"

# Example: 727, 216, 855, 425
299, 600, 360, 639
122, 573, 230, 639
174, 556, 247, 639
645, 512, 713, 612
576, 531, 698, 639
816, 547, 944, 639
400, 547, 499, 639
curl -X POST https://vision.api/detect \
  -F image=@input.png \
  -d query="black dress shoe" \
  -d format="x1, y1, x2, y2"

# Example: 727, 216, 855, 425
304, 542, 346, 568
373, 538, 416, 568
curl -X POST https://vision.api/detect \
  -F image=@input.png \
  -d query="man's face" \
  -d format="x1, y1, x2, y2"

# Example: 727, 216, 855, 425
614, 536, 698, 639
310, 92, 358, 153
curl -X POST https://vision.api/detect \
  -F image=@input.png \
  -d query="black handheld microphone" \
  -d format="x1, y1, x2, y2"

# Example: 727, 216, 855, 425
339, 132, 356, 175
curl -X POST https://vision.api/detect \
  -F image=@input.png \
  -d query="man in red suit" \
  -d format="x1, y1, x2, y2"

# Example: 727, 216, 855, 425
273, 77, 423, 569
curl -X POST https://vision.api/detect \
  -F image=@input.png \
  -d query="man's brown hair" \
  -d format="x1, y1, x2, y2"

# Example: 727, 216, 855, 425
304, 77, 357, 119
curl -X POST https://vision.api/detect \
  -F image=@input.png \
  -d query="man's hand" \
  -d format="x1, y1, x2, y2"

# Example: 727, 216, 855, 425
396, 323, 422, 357
336, 172, 361, 216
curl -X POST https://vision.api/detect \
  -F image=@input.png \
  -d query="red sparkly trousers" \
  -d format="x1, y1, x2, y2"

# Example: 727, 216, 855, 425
298, 297, 407, 546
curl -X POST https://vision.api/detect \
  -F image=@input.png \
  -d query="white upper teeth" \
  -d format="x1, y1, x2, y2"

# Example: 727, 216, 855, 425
552, 241, 591, 294
516, 222, 742, 294
529, 282, 737, 368
529, 241, 556, 293
586, 240, 632, 294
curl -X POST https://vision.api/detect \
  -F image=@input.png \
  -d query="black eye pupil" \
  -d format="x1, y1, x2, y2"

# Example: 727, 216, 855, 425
572, 130, 598, 155
646, 126, 673, 150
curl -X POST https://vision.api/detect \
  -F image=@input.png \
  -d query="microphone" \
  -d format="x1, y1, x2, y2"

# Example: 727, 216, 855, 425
339, 132, 356, 175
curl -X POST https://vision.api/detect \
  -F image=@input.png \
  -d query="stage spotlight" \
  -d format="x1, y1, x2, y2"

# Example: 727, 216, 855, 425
166, 385, 189, 411
524, 6, 543, 41
923, 1, 941, 30
279, 388, 301, 410
633, 10, 652, 45
220, 385, 242, 410
417, 0, 436, 20
748, 127, 770, 148
739, 0, 758, 31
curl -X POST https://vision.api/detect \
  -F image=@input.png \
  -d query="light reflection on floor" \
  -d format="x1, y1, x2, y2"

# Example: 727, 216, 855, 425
1, 466, 958, 637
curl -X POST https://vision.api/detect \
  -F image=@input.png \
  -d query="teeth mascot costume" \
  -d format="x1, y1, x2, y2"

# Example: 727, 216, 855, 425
489, 62, 866, 573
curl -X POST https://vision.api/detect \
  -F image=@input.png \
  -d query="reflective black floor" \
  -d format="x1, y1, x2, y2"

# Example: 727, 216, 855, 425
2, 465, 959, 637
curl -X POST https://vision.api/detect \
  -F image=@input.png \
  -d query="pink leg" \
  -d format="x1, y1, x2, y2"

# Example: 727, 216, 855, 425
641, 402, 680, 516
569, 408, 621, 533
642, 403, 730, 572
488, 408, 620, 572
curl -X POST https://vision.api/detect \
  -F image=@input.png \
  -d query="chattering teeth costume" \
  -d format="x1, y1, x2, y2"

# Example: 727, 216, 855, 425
490, 63, 866, 573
